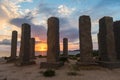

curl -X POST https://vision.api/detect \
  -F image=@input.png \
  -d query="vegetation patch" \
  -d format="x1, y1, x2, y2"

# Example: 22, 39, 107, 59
59, 57, 68, 63
43, 69, 55, 77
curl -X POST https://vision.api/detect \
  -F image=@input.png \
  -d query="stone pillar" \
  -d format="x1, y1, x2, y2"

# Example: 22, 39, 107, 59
47, 17, 60, 63
63, 38, 68, 57
79, 15, 93, 63
19, 23, 31, 64
113, 21, 120, 60
10, 30, 17, 60
30, 38, 35, 59
98, 16, 116, 61
97, 33, 101, 60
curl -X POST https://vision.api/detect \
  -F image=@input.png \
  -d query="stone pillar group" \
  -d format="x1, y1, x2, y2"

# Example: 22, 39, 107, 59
19, 23, 31, 65
10, 30, 17, 60
98, 16, 116, 61
10, 15, 120, 68
47, 17, 60, 63
79, 15, 93, 63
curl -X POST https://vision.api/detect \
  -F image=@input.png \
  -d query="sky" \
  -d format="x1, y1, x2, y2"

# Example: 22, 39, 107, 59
0, 0, 120, 54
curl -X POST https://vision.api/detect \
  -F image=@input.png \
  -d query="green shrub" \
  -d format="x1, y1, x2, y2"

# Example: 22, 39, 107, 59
92, 50, 99, 57
75, 53, 80, 57
43, 69, 55, 77
69, 55, 77, 60
59, 57, 68, 63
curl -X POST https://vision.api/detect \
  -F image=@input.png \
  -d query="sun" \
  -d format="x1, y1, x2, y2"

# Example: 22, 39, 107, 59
35, 43, 47, 51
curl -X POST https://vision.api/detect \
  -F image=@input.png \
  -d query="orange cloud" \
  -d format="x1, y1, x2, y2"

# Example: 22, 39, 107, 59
35, 42, 47, 52
60, 42, 79, 51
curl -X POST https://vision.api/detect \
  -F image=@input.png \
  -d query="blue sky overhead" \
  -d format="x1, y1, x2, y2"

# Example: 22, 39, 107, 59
0, 0, 120, 54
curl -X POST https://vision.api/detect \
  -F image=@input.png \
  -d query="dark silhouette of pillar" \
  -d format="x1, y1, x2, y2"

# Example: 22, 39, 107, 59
47, 17, 60, 63
113, 21, 120, 60
10, 30, 17, 60
98, 16, 116, 61
30, 38, 35, 59
63, 38, 68, 57
19, 23, 31, 64
79, 15, 93, 63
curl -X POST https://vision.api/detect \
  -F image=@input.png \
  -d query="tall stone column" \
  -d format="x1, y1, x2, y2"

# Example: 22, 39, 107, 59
79, 15, 93, 63
10, 30, 17, 60
63, 38, 68, 57
113, 21, 120, 60
47, 17, 60, 63
98, 16, 116, 61
30, 38, 35, 59
97, 33, 101, 59
19, 23, 31, 64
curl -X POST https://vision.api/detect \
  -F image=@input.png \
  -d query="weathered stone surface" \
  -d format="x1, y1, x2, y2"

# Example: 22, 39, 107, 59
63, 38, 68, 57
97, 33, 101, 56
47, 17, 60, 63
30, 38, 35, 59
98, 16, 116, 61
79, 15, 93, 63
10, 30, 17, 60
113, 21, 120, 60
19, 23, 31, 65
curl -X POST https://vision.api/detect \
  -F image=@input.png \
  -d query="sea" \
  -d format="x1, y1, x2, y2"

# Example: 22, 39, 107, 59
0, 51, 80, 57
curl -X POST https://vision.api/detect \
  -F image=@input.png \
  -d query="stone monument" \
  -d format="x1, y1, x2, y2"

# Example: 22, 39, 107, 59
98, 16, 120, 68
77, 15, 94, 65
63, 38, 68, 57
113, 21, 120, 60
40, 17, 63, 69
9, 30, 17, 61
18, 23, 35, 66
30, 38, 35, 59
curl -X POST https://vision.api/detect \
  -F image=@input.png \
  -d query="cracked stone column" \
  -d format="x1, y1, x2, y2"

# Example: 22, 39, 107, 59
98, 16, 116, 61
19, 23, 31, 64
10, 30, 17, 60
79, 15, 93, 63
113, 21, 120, 60
30, 38, 35, 59
47, 17, 60, 63
63, 38, 68, 57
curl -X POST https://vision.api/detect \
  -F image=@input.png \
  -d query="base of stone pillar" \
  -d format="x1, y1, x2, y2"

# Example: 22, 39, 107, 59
5, 57, 17, 63
76, 62, 98, 66
7, 58, 17, 63
40, 62, 64, 69
97, 61, 120, 69
15, 60, 36, 66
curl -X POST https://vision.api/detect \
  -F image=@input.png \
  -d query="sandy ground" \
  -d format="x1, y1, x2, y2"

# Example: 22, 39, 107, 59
0, 58, 120, 80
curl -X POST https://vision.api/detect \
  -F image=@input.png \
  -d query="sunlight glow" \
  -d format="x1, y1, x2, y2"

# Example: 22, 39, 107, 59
35, 43, 47, 51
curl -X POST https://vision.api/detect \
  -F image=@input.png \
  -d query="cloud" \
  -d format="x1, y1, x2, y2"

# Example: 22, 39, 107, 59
58, 5, 75, 16
10, 17, 47, 41
38, 3, 57, 17
0, 0, 32, 19
60, 28, 79, 42
9, 2, 78, 43
0, 0, 34, 39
